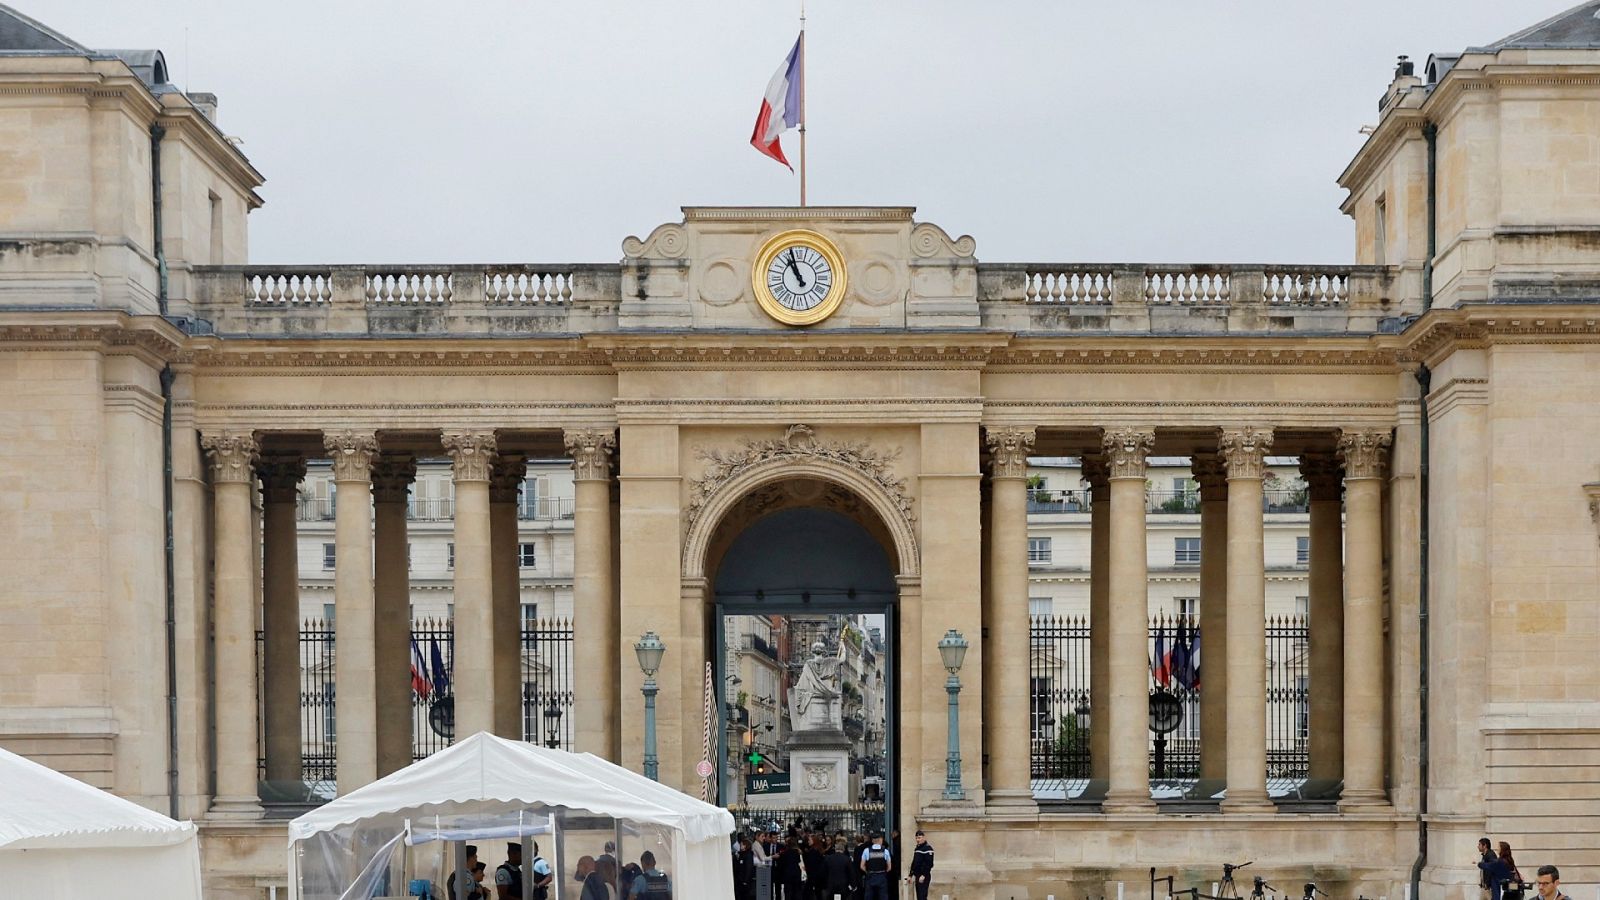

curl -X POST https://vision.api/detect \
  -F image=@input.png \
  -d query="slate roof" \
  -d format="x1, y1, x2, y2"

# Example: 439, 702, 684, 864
0, 2, 88, 53
1475, 0, 1600, 51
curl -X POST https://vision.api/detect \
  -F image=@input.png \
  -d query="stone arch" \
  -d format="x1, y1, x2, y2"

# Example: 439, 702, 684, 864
682, 454, 920, 580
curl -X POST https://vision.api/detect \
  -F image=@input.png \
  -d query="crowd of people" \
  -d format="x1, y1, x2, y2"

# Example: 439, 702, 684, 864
440, 840, 673, 900
729, 822, 935, 900
1477, 838, 1570, 900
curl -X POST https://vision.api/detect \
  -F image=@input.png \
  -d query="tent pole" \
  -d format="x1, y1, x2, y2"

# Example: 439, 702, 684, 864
551, 814, 566, 900
454, 842, 468, 900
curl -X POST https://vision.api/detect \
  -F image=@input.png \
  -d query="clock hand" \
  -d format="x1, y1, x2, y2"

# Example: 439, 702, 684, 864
785, 250, 806, 290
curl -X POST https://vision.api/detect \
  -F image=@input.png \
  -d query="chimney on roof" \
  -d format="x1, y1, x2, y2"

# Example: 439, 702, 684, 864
1395, 55, 1415, 78
187, 92, 218, 123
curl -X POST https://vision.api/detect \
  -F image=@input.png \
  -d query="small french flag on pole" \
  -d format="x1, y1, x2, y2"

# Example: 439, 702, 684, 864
750, 34, 803, 169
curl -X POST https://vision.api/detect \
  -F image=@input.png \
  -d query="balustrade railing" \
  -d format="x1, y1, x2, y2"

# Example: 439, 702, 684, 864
1022, 267, 1114, 304
246, 270, 333, 306
1263, 265, 1350, 306
1145, 266, 1231, 305
1026, 488, 1091, 514
485, 266, 574, 305
366, 270, 453, 305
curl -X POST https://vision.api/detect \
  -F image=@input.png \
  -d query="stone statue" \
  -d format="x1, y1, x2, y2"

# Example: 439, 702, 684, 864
789, 641, 843, 730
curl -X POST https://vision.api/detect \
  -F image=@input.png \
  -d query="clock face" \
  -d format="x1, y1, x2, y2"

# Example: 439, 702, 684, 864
751, 230, 849, 326
764, 244, 833, 312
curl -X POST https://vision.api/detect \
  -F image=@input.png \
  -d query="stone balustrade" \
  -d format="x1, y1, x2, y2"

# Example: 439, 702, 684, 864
188, 261, 1394, 336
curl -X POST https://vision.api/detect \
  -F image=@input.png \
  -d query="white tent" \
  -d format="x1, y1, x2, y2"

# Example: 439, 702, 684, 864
0, 746, 203, 900
288, 732, 734, 900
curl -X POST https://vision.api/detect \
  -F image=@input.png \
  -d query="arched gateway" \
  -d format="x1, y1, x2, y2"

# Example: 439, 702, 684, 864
680, 425, 922, 832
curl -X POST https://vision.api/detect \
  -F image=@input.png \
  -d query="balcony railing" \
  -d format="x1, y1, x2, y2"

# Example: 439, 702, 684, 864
297, 496, 576, 522
1027, 489, 1091, 514
192, 261, 1394, 336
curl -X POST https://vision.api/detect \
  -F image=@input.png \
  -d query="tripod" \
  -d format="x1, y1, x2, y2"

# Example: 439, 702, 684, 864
1251, 876, 1277, 900
1216, 862, 1252, 899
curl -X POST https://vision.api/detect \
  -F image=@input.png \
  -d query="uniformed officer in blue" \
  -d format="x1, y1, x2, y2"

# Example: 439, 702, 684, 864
908, 830, 935, 900
858, 832, 892, 900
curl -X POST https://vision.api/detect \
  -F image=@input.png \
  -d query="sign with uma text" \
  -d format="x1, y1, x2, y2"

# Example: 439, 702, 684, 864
746, 773, 790, 795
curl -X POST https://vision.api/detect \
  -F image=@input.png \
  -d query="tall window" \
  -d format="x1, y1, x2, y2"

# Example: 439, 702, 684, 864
447, 542, 455, 570
1295, 595, 1310, 618
1176, 597, 1198, 621
1172, 477, 1197, 495
1374, 196, 1388, 266
322, 682, 336, 741
207, 191, 224, 265
1029, 597, 1053, 618
1296, 536, 1310, 565
1174, 537, 1201, 565
1027, 537, 1052, 565
520, 476, 538, 519
521, 603, 538, 628
519, 542, 537, 568
322, 543, 336, 570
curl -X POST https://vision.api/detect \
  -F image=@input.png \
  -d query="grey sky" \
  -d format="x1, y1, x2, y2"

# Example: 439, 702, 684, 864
36, 1, 1551, 265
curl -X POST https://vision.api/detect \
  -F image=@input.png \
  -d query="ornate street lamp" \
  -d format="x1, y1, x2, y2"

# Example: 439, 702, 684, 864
634, 631, 666, 781
937, 629, 969, 800
542, 696, 563, 749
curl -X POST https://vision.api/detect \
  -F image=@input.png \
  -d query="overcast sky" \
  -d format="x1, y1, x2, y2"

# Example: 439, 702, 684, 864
35, 1, 1551, 264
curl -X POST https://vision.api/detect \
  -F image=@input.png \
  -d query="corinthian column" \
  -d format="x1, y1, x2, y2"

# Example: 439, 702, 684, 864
371, 454, 415, 776
490, 454, 527, 739
566, 429, 617, 758
1300, 450, 1345, 786
444, 431, 498, 738
326, 430, 378, 792
1083, 454, 1111, 784
203, 432, 262, 817
1101, 427, 1156, 814
1218, 427, 1275, 814
1193, 450, 1229, 785
1339, 428, 1392, 809
258, 454, 306, 786
984, 427, 1037, 810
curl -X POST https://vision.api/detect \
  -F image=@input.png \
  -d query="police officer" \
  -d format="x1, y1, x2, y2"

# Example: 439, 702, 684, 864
907, 831, 934, 900
857, 833, 891, 900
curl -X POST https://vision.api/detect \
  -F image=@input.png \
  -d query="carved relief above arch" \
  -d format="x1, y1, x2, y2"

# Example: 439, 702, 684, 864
682, 425, 920, 579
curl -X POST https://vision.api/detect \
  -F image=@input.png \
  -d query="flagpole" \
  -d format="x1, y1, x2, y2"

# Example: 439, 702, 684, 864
798, 0, 807, 207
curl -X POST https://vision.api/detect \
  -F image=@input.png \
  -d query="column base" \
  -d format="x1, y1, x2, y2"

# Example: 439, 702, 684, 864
984, 789, 1039, 815
207, 795, 263, 820
1218, 791, 1276, 815
1101, 791, 1157, 814
1337, 790, 1390, 812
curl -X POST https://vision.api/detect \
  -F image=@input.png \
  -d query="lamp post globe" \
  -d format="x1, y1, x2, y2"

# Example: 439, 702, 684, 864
634, 631, 665, 781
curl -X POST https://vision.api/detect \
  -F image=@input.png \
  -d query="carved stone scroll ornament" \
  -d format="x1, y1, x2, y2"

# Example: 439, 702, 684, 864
1101, 427, 1155, 480
1336, 428, 1392, 481
324, 430, 378, 482
202, 432, 259, 484
256, 454, 306, 503
685, 424, 914, 531
370, 454, 417, 504
441, 431, 497, 483
564, 428, 617, 482
489, 453, 528, 504
1219, 427, 1275, 480
985, 427, 1036, 480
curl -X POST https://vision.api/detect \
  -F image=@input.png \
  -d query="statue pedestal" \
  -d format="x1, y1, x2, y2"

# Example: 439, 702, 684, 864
786, 727, 853, 806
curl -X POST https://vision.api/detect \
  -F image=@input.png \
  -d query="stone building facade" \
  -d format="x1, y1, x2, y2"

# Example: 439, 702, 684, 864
3, 3, 1600, 899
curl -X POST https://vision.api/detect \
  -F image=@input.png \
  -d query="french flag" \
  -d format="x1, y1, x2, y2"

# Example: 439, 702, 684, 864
750, 34, 803, 169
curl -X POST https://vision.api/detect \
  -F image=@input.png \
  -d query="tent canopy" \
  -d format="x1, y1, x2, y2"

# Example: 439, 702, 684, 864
0, 746, 196, 851
289, 732, 734, 844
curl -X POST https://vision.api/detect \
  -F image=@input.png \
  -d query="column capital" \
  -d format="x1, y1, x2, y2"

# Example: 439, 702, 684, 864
564, 428, 616, 482
1219, 427, 1274, 480
490, 453, 528, 503
1080, 452, 1110, 499
1299, 450, 1344, 501
1101, 427, 1155, 480
256, 453, 306, 503
1337, 429, 1392, 480
1192, 450, 1229, 499
202, 432, 259, 484
370, 454, 417, 503
984, 427, 1036, 480
324, 430, 378, 482
443, 431, 498, 482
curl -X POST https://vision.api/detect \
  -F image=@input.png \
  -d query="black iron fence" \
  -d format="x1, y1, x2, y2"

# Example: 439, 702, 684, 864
1028, 613, 1310, 800
258, 617, 574, 795
726, 804, 886, 838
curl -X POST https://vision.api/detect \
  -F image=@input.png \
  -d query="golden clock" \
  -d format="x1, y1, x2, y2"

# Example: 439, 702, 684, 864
751, 229, 848, 326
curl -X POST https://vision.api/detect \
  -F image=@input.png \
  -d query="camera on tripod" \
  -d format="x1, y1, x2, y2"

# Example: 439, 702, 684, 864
1302, 883, 1329, 900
